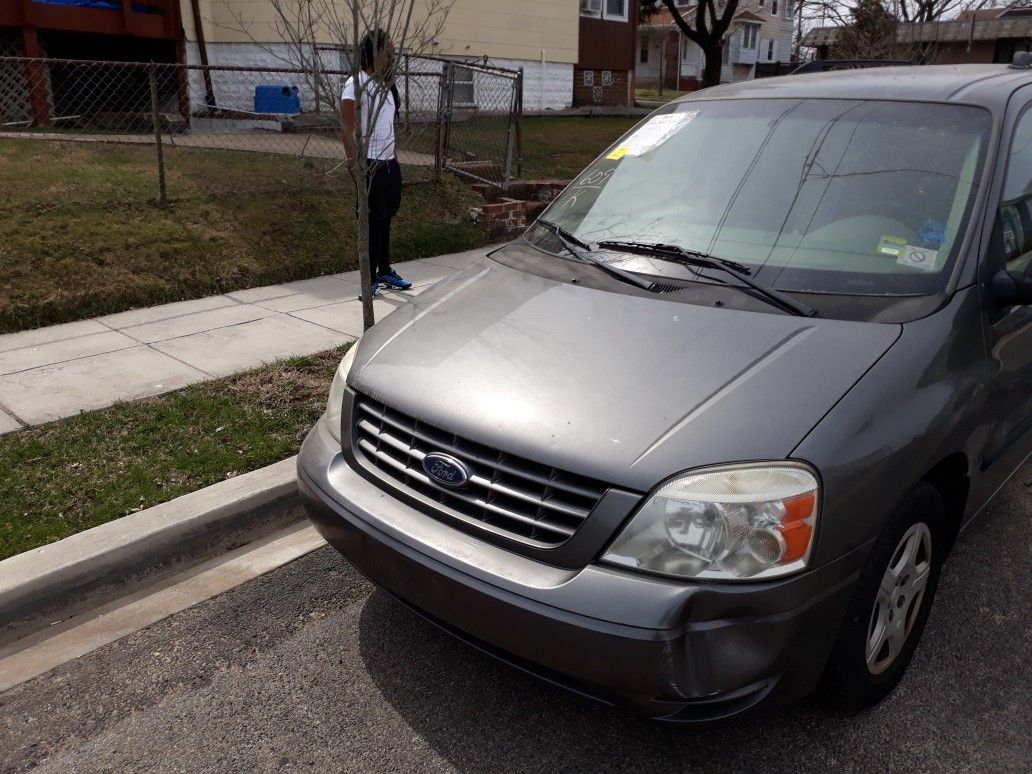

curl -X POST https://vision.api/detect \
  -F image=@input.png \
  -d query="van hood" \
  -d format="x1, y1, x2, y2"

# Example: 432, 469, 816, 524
350, 259, 902, 492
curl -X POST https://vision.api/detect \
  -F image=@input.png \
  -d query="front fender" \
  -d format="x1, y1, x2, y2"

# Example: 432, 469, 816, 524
793, 287, 991, 567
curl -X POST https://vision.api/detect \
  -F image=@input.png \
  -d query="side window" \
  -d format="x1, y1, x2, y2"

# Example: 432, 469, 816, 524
451, 67, 475, 106
997, 107, 1032, 274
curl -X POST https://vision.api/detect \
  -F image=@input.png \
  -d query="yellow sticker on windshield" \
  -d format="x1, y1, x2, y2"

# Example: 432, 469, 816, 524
877, 235, 907, 257
607, 146, 629, 160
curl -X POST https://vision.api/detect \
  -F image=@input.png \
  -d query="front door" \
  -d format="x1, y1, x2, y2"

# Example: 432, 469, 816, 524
979, 102, 1032, 489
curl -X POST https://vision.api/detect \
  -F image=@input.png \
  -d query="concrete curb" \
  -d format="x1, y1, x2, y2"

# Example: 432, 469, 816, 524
0, 456, 302, 647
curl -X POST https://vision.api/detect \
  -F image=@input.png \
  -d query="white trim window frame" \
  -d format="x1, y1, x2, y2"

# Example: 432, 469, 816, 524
603, 0, 629, 21
580, 0, 602, 17
741, 23, 759, 50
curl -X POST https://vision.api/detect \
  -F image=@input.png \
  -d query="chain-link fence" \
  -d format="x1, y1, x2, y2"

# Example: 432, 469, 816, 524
0, 54, 523, 202
438, 60, 523, 188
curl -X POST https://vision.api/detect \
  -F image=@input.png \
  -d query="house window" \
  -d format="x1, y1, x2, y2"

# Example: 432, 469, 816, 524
741, 24, 758, 50
767, 40, 775, 60
640, 37, 649, 64
772, 0, 779, 14
580, 0, 602, 16
452, 66, 475, 105
604, 0, 628, 20
758, 0, 764, 6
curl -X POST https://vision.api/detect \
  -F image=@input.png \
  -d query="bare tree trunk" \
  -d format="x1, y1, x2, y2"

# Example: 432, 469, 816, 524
702, 45, 723, 88
350, 0, 375, 332
356, 179, 375, 330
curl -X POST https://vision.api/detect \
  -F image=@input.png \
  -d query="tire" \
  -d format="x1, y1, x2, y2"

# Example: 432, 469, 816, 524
822, 482, 948, 709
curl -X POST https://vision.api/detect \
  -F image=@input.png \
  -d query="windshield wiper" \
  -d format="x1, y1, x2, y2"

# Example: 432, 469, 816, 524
597, 240, 818, 318
536, 221, 659, 293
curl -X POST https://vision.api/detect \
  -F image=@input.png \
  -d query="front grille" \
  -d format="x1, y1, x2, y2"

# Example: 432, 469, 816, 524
353, 396, 608, 547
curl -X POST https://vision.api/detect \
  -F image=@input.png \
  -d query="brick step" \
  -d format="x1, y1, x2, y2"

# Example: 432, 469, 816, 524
465, 178, 570, 238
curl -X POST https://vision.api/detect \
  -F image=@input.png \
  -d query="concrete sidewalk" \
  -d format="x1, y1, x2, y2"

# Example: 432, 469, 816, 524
0, 132, 437, 167
0, 246, 493, 435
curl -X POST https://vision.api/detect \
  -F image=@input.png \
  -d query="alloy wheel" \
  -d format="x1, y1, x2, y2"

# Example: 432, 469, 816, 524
865, 522, 933, 675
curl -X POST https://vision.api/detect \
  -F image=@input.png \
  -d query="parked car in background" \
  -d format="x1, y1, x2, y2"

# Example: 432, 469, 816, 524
299, 63, 1032, 722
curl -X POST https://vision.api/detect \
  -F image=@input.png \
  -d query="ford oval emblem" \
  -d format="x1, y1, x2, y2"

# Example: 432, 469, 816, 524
422, 452, 471, 488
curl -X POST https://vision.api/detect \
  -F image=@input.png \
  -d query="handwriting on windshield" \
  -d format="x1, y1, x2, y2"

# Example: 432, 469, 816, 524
565, 168, 615, 208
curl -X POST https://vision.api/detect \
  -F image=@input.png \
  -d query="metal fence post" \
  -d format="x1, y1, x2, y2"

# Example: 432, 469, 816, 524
502, 69, 522, 191
149, 63, 168, 206
514, 68, 524, 180
434, 61, 450, 183
404, 52, 411, 133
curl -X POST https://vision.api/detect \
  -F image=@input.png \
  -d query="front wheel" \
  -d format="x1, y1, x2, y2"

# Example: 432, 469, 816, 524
822, 483, 947, 708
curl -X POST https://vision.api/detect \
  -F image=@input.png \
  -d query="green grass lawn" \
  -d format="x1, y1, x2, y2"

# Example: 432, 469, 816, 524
0, 140, 487, 333
0, 348, 345, 560
1, 116, 638, 333
405, 114, 642, 181
635, 87, 691, 103
518, 115, 641, 179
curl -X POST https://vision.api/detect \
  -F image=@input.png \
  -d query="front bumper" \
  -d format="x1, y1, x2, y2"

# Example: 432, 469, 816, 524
298, 415, 868, 721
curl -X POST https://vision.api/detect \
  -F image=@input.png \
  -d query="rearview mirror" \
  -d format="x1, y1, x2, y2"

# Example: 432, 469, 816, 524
992, 269, 1032, 305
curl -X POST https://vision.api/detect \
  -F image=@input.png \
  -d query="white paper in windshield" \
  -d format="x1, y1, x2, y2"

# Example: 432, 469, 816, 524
896, 244, 940, 272
606, 111, 698, 160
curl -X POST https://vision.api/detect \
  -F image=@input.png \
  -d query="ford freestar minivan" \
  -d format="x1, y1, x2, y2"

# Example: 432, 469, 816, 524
298, 65, 1032, 722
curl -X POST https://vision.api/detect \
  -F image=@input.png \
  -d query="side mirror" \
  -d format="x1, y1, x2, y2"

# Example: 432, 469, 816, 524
992, 269, 1032, 305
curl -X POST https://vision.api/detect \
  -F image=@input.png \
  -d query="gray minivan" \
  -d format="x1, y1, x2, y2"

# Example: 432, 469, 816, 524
298, 65, 1032, 721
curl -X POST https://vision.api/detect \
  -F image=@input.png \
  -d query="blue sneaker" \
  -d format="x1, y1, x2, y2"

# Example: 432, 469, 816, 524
357, 282, 379, 300
376, 270, 412, 290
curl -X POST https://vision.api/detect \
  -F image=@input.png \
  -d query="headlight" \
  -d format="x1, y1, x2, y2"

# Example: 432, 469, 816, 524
601, 463, 819, 581
325, 344, 358, 443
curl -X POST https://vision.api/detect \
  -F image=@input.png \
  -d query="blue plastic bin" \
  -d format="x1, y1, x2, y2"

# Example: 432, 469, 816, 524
254, 85, 301, 115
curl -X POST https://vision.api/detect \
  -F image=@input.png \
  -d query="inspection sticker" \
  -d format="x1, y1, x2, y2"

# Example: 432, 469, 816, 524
608, 111, 699, 160
897, 244, 940, 272
876, 235, 907, 257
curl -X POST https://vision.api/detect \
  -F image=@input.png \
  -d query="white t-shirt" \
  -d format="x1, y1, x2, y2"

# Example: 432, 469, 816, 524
341, 71, 396, 161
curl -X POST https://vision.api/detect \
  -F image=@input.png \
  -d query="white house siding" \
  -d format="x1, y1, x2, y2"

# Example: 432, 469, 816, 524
490, 57, 573, 111
636, 35, 662, 84
183, 41, 571, 119
679, 38, 703, 81
752, 4, 796, 67
184, 41, 328, 115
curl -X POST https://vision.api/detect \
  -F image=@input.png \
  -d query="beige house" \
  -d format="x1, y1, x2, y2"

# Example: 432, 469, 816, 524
181, 1, 580, 109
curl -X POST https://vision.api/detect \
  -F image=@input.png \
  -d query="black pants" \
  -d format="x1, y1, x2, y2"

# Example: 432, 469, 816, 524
365, 158, 402, 277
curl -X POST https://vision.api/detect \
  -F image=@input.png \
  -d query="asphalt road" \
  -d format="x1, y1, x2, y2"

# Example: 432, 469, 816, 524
2, 472, 1029, 773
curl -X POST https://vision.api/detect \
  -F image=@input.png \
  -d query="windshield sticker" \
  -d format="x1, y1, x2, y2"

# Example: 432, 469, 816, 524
897, 244, 940, 272
615, 111, 699, 159
876, 235, 907, 257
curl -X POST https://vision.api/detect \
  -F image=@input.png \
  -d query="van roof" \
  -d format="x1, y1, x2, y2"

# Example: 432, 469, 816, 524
676, 65, 1032, 107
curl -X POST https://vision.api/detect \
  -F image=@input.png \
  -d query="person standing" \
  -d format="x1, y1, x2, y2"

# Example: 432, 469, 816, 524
341, 29, 412, 296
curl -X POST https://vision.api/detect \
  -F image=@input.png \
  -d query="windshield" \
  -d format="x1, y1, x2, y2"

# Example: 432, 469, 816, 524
537, 98, 991, 296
